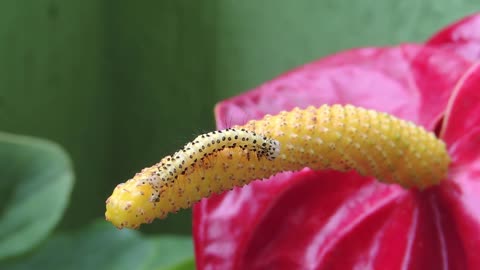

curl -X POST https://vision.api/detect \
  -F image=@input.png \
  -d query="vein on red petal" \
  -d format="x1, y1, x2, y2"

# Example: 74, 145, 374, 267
399, 190, 467, 270
429, 194, 449, 270
442, 182, 480, 269
440, 61, 480, 144
400, 205, 418, 270
446, 136, 480, 215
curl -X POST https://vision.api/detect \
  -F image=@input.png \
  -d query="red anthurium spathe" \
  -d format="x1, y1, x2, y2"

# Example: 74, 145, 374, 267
193, 14, 480, 269
427, 13, 480, 61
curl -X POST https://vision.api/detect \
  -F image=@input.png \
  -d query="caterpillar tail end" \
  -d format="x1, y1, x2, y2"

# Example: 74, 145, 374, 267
105, 179, 157, 230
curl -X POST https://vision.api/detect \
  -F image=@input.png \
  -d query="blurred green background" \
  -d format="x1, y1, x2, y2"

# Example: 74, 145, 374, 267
0, 1, 476, 269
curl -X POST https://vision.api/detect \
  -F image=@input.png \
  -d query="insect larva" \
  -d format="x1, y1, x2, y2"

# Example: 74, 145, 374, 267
140, 128, 280, 203
105, 104, 450, 229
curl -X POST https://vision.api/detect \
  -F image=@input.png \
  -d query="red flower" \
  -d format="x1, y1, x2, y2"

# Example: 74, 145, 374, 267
193, 14, 480, 269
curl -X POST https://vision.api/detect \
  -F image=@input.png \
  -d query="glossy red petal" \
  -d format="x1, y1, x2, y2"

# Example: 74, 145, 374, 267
438, 130, 480, 269
194, 171, 300, 269
194, 45, 472, 270
234, 175, 466, 270
236, 171, 403, 269
427, 13, 480, 61
441, 62, 480, 145
437, 63, 480, 269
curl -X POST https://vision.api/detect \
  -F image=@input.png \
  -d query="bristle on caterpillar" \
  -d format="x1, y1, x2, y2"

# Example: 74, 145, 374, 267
105, 104, 450, 229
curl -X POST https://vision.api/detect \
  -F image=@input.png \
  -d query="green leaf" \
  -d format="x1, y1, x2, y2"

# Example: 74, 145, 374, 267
0, 132, 74, 260
162, 257, 195, 270
145, 235, 196, 270
1, 221, 194, 270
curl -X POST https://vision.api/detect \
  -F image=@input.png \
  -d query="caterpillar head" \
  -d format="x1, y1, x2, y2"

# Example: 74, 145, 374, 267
265, 139, 281, 160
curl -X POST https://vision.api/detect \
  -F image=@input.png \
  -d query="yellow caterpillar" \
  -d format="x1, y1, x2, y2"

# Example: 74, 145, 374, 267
105, 104, 450, 229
